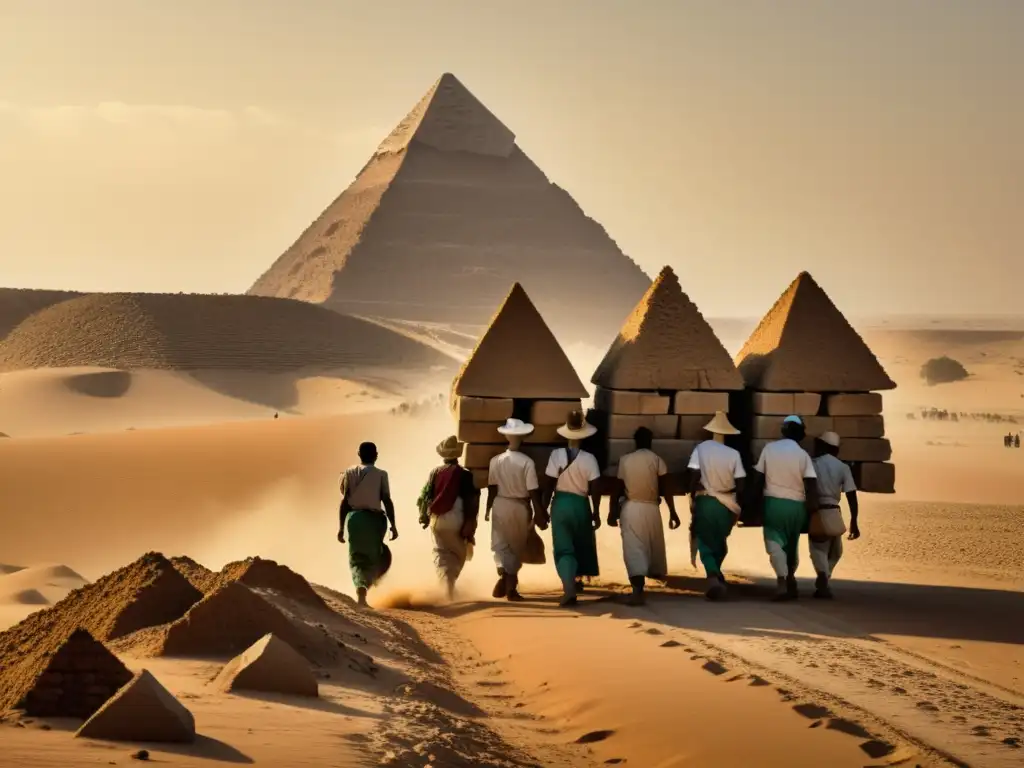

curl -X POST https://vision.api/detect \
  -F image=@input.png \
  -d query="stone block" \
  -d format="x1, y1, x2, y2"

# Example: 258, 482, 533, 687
607, 414, 653, 439
455, 396, 513, 422
463, 443, 505, 469
456, 421, 504, 444
652, 439, 698, 474
525, 424, 563, 444
826, 393, 883, 416
854, 462, 895, 493
531, 400, 581, 425
673, 391, 729, 415
594, 387, 669, 415
678, 415, 712, 440
652, 415, 679, 439
832, 416, 886, 439
751, 392, 821, 416
751, 415, 833, 439
837, 438, 892, 463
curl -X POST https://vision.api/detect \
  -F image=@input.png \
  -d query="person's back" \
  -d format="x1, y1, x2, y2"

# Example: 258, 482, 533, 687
694, 440, 743, 495
811, 453, 856, 508
489, 449, 537, 499
755, 439, 814, 501
619, 448, 664, 503
342, 464, 389, 512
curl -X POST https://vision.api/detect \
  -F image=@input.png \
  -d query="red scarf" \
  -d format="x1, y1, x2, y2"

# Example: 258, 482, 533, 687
429, 464, 462, 516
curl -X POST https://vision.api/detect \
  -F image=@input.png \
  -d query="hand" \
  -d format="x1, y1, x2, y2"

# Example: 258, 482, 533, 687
607, 514, 619, 528
390, 527, 399, 541
668, 514, 681, 530
337, 530, 345, 544
485, 510, 491, 522
419, 516, 430, 529
535, 514, 550, 531
592, 514, 602, 531
848, 520, 861, 540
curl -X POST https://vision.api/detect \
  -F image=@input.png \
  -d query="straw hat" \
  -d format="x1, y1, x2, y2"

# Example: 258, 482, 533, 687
497, 418, 535, 436
557, 410, 597, 440
436, 435, 464, 460
703, 411, 740, 436
819, 431, 841, 448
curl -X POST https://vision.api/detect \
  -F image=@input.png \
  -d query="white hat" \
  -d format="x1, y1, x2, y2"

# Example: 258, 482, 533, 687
556, 410, 598, 440
819, 431, 840, 448
783, 415, 803, 425
497, 418, 534, 436
703, 411, 740, 435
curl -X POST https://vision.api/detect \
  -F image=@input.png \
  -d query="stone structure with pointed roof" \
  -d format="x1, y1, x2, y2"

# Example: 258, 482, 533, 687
247, 73, 651, 348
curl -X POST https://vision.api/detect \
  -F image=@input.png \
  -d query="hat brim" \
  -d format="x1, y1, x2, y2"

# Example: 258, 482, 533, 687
437, 446, 464, 459
497, 425, 535, 436
557, 424, 597, 440
705, 424, 741, 436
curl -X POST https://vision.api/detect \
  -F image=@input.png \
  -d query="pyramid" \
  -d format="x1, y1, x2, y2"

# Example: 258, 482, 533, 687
214, 633, 318, 698
0, 628, 132, 718
451, 283, 588, 399
591, 266, 743, 391
247, 73, 651, 347
76, 669, 195, 743
211, 557, 327, 610
735, 272, 896, 392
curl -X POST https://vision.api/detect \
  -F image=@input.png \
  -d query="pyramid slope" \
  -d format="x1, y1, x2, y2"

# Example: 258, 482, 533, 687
215, 633, 318, 697
0, 628, 132, 717
736, 272, 896, 392
247, 74, 651, 348
77, 669, 195, 743
592, 266, 743, 391
452, 283, 588, 399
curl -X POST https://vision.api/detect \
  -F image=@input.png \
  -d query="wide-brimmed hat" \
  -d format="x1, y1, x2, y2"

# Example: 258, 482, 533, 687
436, 435, 464, 460
818, 431, 841, 448
557, 410, 597, 440
704, 411, 740, 436
497, 418, 534, 436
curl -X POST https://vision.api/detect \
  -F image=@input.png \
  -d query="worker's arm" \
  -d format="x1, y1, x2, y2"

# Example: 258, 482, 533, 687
338, 473, 349, 543
660, 476, 680, 529
529, 488, 547, 528
803, 478, 820, 515
588, 480, 602, 530
485, 485, 496, 520
846, 490, 860, 539
381, 472, 398, 540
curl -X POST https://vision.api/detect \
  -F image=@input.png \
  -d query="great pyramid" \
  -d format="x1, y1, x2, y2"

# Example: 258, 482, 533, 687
735, 272, 896, 392
451, 283, 588, 399
591, 266, 743, 391
214, 633, 319, 698
247, 73, 651, 347
76, 669, 195, 743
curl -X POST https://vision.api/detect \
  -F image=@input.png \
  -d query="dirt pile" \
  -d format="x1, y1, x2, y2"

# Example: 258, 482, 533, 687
0, 288, 81, 340
0, 628, 132, 717
247, 73, 651, 348
76, 669, 195, 743
209, 557, 328, 610
169, 556, 216, 592
0, 292, 450, 373
214, 633, 319, 697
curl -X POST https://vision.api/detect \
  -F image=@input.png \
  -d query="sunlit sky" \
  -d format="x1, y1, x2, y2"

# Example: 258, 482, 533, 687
1, 1, 1021, 318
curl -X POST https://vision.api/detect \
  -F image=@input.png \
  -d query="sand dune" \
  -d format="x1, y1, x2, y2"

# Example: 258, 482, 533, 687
0, 564, 88, 630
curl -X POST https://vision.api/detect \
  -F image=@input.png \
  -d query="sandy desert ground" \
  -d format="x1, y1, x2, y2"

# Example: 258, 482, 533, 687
0, 324, 1021, 767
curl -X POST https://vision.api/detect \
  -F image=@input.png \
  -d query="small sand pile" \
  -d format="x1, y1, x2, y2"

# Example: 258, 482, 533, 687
208, 557, 328, 610
0, 628, 132, 717
76, 669, 195, 744
214, 633, 318, 697
169, 556, 215, 592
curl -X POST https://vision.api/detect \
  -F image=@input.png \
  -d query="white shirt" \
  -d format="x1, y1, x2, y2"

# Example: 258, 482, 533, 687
812, 454, 857, 507
488, 450, 539, 498
688, 440, 745, 514
546, 448, 600, 496
618, 449, 667, 504
754, 438, 817, 502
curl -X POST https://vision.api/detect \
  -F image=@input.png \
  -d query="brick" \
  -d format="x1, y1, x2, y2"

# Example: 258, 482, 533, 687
832, 416, 886, 439
455, 396, 513, 422
837, 438, 892, 463
652, 414, 679, 439
607, 414, 653, 439
594, 387, 669, 415
826, 393, 883, 416
678, 414, 713, 440
456, 421, 504, 444
531, 400, 581, 425
854, 462, 895, 493
673, 391, 729, 415
652, 439, 698, 474
751, 392, 821, 416
463, 443, 505, 469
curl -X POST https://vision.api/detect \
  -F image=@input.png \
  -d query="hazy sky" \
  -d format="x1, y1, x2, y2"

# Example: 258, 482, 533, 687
1, 1, 1021, 318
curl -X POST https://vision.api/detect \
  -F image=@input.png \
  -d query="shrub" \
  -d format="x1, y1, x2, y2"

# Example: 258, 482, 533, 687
920, 356, 969, 386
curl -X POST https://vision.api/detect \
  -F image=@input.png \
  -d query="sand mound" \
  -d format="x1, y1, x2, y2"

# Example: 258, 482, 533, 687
0, 292, 451, 373
209, 557, 328, 609
0, 553, 201, 650
76, 669, 195, 743
169, 556, 215, 592
214, 633, 318, 697
0, 564, 24, 575
0, 288, 81, 341
4, 588, 49, 606
0, 628, 132, 717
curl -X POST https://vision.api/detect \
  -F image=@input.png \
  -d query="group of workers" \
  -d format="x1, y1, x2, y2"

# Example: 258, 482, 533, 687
1004, 433, 1020, 448
337, 409, 861, 607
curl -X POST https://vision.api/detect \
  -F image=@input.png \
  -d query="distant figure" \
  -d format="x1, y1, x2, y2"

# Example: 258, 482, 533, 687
750, 415, 819, 601
1016, 434, 1021, 449
687, 412, 745, 602
609, 426, 680, 606
338, 442, 398, 607
274, 412, 279, 419
486, 419, 547, 602
809, 432, 860, 599
417, 436, 480, 598
544, 411, 602, 607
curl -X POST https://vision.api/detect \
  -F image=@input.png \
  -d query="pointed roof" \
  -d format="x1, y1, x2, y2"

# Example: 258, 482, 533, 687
735, 272, 896, 392
452, 283, 588, 399
591, 266, 743, 391
215, 633, 318, 698
77, 669, 196, 743
377, 73, 516, 158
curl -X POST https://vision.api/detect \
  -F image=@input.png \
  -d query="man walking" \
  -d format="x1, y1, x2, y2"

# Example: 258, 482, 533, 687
338, 441, 398, 607
808, 431, 860, 599
486, 418, 547, 602
750, 416, 818, 601
609, 426, 680, 606
687, 412, 745, 601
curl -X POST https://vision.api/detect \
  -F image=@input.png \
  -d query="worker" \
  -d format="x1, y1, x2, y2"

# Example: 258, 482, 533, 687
687, 411, 745, 601
750, 416, 819, 601
485, 418, 547, 602
808, 431, 860, 599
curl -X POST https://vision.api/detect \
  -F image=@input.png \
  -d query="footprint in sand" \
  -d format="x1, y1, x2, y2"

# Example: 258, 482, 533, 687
1002, 737, 1020, 748
476, 680, 507, 688
916, 701, 940, 712
726, 674, 745, 682
749, 676, 770, 687
575, 729, 616, 744
892, 686, 908, 695
702, 660, 728, 676
604, 759, 626, 765
659, 640, 682, 648
793, 703, 832, 720
627, 622, 641, 629
859, 739, 897, 759
644, 628, 663, 636
972, 725, 991, 737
